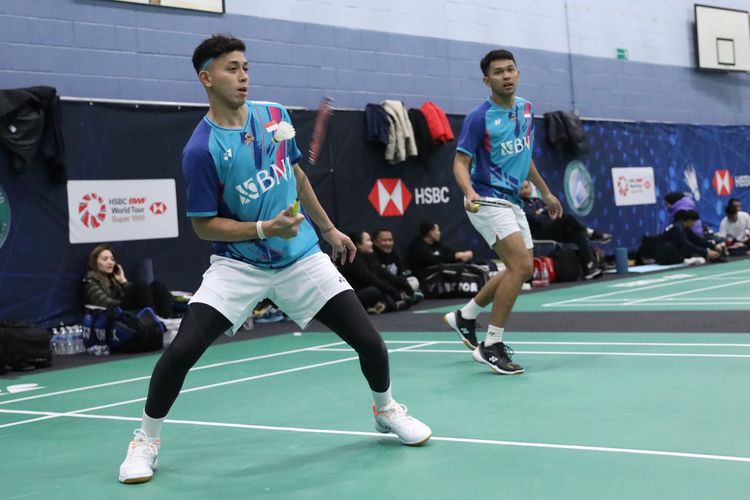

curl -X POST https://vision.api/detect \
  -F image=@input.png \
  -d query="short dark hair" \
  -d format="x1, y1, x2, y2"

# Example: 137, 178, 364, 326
192, 34, 246, 73
419, 220, 436, 237
726, 204, 739, 216
664, 192, 685, 205
372, 228, 391, 240
480, 49, 517, 76
348, 230, 367, 246
728, 198, 741, 206
676, 209, 700, 222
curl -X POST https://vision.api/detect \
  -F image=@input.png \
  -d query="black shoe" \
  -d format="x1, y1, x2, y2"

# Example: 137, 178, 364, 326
591, 230, 613, 244
472, 342, 524, 374
443, 310, 478, 350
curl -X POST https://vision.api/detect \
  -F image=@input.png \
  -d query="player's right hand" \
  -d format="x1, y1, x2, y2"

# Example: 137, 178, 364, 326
464, 192, 481, 213
267, 204, 305, 239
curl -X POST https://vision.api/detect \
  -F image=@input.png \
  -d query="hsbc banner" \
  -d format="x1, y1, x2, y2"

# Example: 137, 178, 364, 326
67, 179, 178, 243
611, 167, 656, 206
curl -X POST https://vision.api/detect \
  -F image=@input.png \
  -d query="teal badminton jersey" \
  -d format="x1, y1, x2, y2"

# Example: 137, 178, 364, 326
181, 101, 320, 269
456, 97, 535, 205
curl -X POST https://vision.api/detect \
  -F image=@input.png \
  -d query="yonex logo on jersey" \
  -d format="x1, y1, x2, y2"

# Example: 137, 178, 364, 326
235, 160, 293, 205
500, 137, 531, 156
223, 148, 233, 161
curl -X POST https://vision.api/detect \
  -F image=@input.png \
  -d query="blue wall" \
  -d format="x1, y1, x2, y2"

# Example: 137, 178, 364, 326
1, 0, 749, 123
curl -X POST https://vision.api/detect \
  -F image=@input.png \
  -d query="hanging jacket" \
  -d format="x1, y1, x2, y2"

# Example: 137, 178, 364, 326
407, 108, 435, 161
0, 86, 66, 183
544, 111, 588, 156
365, 103, 390, 145
382, 100, 418, 164
419, 101, 454, 144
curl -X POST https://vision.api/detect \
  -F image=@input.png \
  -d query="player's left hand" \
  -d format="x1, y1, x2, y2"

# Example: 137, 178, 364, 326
542, 192, 563, 219
324, 228, 357, 265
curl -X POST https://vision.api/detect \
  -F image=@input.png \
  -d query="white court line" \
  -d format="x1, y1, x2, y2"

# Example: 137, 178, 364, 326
0, 343, 433, 430
314, 348, 750, 358
1, 408, 748, 464
537, 302, 750, 308
542, 267, 750, 308
382, 340, 750, 347
623, 278, 750, 306
0, 340, 348, 406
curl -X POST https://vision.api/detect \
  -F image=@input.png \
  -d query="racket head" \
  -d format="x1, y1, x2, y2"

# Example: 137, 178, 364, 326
308, 96, 334, 165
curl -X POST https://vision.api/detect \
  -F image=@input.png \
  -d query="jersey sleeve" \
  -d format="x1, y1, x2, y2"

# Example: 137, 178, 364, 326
456, 109, 485, 158
182, 146, 221, 217
282, 106, 303, 164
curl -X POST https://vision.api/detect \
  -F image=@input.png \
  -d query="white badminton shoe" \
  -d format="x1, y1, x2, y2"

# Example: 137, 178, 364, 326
119, 429, 160, 484
373, 402, 432, 446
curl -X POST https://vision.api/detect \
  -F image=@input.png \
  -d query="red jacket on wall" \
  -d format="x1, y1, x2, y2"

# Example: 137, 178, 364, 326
419, 101, 454, 144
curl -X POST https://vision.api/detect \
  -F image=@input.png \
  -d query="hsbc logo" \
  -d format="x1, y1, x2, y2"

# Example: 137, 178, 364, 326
149, 201, 167, 214
712, 170, 734, 196
368, 179, 412, 216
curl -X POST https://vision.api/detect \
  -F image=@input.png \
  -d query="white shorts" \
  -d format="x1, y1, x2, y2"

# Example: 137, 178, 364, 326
189, 252, 352, 335
467, 199, 534, 250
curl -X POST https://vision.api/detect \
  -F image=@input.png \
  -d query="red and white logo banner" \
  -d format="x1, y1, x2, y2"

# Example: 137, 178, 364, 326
67, 179, 178, 243
611, 167, 656, 206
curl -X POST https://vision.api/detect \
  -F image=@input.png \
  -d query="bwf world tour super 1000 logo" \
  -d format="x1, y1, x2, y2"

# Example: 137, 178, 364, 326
79, 192, 107, 228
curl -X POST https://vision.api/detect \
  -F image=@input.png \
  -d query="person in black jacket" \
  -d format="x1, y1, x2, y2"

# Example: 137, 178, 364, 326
341, 231, 410, 313
372, 228, 421, 301
663, 210, 724, 261
407, 220, 473, 282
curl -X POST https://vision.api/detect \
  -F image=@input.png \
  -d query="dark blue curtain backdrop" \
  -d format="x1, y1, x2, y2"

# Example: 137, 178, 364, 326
0, 101, 748, 326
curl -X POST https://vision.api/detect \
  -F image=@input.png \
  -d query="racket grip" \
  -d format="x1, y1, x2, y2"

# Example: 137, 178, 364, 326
291, 199, 300, 216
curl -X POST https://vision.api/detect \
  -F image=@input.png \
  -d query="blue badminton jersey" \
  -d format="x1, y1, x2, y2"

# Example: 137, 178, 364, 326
456, 97, 535, 205
181, 100, 320, 269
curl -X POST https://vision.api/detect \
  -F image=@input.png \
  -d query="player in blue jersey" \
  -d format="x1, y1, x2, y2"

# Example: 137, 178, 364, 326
444, 49, 562, 375
118, 34, 431, 484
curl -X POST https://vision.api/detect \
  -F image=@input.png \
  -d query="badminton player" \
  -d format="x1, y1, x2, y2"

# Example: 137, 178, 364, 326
444, 49, 562, 375
118, 34, 431, 484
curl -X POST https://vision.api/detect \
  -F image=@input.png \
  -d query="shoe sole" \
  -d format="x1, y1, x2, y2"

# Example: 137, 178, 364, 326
119, 460, 157, 484
374, 421, 432, 446
443, 313, 476, 350
472, 348, 524, 375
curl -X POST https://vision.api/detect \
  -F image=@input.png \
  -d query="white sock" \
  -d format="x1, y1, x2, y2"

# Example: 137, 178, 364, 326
484, 325, 504, 347
372, 386, 394, 410
140, 410, 164, 440
460, 299, 483, 320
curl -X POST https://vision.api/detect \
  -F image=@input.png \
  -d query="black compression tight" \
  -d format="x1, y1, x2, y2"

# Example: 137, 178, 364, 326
313, 290, 390, 392
144, 291, 389, 419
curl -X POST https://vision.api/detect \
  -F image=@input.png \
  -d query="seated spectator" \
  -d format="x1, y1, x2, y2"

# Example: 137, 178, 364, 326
340, 231, 410, 313
519, 181, 608, 279
371, 228, 422, 300
664, 191, 704, 237
718, 203, 750, 253
663, 210, 725, 262
407, 220, 473, 281
82, 244, 174, 318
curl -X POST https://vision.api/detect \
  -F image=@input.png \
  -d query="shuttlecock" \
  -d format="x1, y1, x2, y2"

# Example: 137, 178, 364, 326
273, 121, 296, 142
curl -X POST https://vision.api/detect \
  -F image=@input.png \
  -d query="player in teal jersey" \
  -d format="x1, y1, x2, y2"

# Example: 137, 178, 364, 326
118, 34, 431, 484
445, 49, 562, 375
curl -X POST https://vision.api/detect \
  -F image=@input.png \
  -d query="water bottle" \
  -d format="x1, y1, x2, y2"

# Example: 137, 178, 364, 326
541, 263, 550, 287
64, 327, 75, 355
73, 325, 85, 354
531, 262, 542, 288
50, 328, 60, 355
